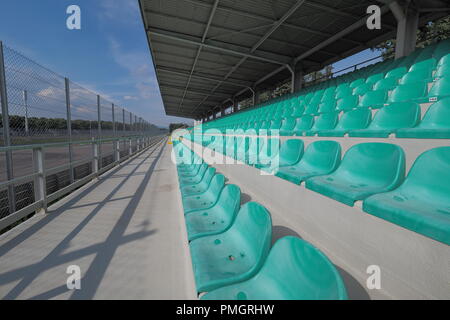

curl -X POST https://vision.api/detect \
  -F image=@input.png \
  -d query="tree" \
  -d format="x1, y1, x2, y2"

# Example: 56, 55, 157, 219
373, 15, 450, 60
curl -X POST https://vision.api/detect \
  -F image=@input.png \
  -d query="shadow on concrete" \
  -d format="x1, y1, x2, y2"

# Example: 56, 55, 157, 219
335, 266, 371, 300
0, 142, 165, 300
271, 225, 303, 245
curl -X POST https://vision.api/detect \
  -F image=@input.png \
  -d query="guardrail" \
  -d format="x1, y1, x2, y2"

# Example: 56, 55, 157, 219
0, 134, 166, 232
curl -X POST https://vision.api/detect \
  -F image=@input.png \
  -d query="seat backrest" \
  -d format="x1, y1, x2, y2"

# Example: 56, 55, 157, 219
281, 118, 296, 129
353, 83, 372, 96
388, 82, 428, 103
301, 141, 341, 172
201, 167, 216, 186
295, 115, 314, 130
207, 174, 226, 196
279, 139, 304, 166
215, 184, 242, 221
402, 147, 450, 203
312, 112, 339, 130
428, 77, 450, 99
373, 77, 398, 91
359, 90, 387, 108
385, 67, 407, 79
304, 103, 319, 115
338, 143, 405, 186
228, 202, 272, 268
419, 97, 450, 128
335, 108, 371, 130
258, 236, 348, 300
318, 100, 337, 113
336, 95, 359, 111
365, 73, 384, 85
369, 101, 420, 129
400, 68, 432, 84
349, 78, 365, 89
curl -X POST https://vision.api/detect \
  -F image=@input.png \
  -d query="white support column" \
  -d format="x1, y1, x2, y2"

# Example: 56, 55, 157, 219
390, 1, 419, 60
33, 147, 47, 214
293, 62, 304, 93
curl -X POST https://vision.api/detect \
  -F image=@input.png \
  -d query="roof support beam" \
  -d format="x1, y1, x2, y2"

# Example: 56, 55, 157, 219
158, 66, 253, 87
180, 0, 365, 46
147, 28, 288, 65
178, 0, 220, 112
293, 5, 390, 64
191, 0, 305, 113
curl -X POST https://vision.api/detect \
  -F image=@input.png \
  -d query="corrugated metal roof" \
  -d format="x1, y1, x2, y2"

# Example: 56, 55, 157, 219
139, 0, 449, 119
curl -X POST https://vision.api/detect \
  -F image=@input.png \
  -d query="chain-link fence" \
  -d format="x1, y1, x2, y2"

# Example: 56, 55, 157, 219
0, 42, 164, 223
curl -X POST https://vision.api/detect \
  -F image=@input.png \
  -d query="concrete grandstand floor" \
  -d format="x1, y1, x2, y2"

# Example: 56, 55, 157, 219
0, 140, 197, 299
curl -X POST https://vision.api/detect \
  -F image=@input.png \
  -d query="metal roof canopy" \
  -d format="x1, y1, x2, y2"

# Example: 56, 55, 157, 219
140, 0, 449, 119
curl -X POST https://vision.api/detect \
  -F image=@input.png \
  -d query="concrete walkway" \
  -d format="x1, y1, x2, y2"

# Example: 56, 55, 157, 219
0, 141, 197, 300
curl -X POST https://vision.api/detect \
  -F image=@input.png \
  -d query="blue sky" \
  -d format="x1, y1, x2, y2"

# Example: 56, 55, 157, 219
0, 0, 382, 127
0, 0, 191, 127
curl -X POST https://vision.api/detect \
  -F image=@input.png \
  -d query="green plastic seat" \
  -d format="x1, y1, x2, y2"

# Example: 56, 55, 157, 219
409, 58, 436, 72
318, 108, 371, 137
353, 83, 372, 96
427, 77, 450, 102
318, 100, 337, 113
202, 236, 348, 300
304, 103, 319, 115
293, 115, 314, 136
335, 85, 352, 99
189, 202, 272, 293
306, 143, 405, 206
365, 73, 384, 85
396, 98, 450, 139
179, 163, 209, 186
290, 103, 305, 117
185, 185, 241, 241
399, 68, 433, 84
373, 77, 398, 91
336, 95, 359, 111
275, 141, 341, 184
435, 63, 450, 78
256, 139, 304, 172
280, 118, 297, 136
363, 147, 450, 245
305, 112, 339, 136
182, 174, 226, 214
385, 67, 407, 80
388, 82, 428, 103
349, 78, 365, 89
349, 102, 420, 138
359, 90, 387, 109
181, 167, 216, 197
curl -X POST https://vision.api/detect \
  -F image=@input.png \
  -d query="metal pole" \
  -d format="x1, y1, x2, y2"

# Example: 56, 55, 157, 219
112, 103, 119, 163
65, 78, 74, 183
97, 95, 102, 169
0, 41, 16, 214
33, 147, 47, 214
23, 90, 29, 135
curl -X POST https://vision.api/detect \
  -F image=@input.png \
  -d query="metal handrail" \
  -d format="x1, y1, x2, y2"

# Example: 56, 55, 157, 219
0, 134, 166, 232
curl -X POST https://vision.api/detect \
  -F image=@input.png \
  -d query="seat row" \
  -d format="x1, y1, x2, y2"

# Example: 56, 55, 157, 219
187, 137, 450, 246
172, 141, 348, 300
195, 39, 450, 135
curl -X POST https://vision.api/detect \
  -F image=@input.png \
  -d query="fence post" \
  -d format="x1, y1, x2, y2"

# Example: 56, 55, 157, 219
112, 103, 120, 163
33, 147, 47, 214
23, 90, 29, 135
65, 78, 74, 183
97, 95, 102, 169
0, 41, 16, 214
92, 139, 99, 177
